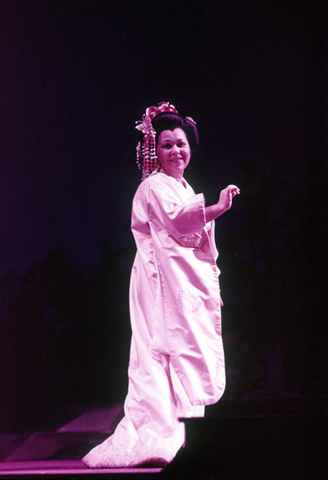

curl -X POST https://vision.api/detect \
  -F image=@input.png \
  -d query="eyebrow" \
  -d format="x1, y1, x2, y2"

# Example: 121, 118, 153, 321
160, 137, 185, 143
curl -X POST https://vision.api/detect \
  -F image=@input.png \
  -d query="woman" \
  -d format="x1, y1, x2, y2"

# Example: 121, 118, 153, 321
82, 102, 240, 468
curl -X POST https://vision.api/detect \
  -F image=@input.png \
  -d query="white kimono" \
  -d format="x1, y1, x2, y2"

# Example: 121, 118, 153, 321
83, 171, 225, 468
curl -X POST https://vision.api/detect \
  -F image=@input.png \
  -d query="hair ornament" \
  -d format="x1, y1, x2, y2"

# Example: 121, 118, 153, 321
185, 116, 196, 126
135, 102, 178, 181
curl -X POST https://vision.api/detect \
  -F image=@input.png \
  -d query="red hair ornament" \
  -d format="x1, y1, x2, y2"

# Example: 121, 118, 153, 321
135, 102, 178, 181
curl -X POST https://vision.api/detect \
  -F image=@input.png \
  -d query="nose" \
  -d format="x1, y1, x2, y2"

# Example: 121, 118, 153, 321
171, 144, 180, 155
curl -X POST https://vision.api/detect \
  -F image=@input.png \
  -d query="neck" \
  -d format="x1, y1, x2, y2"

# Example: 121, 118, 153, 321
160, 168, 183, 182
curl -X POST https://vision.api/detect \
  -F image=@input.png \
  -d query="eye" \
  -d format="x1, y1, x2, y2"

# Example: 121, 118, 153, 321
177, 142, 186, 147
162, 143, 172, 149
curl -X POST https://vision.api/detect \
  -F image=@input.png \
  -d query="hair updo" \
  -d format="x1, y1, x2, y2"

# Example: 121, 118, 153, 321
151, 112, 199, 153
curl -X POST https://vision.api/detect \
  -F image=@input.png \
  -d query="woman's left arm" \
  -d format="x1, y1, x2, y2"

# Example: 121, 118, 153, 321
205, 184, 240, 223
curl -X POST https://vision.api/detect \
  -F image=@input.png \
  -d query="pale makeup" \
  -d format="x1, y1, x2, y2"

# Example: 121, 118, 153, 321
157, 128, 191, 180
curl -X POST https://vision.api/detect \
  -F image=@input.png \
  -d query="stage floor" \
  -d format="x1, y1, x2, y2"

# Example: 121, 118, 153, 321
0, 460, 162, 476
0, 399, 326, 479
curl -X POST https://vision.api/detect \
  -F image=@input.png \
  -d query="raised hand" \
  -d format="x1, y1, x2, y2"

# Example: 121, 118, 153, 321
205, 184, 240, 223
218, 184, 240, 212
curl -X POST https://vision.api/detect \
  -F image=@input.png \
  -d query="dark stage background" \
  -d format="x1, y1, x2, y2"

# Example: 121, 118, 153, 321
0, 0, 327, 433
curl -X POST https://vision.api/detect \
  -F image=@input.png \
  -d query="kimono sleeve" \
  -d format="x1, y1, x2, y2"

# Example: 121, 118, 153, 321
147, 176, 206, 239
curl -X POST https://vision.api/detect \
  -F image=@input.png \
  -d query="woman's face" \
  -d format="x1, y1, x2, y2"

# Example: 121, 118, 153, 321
157, 128, 191, 179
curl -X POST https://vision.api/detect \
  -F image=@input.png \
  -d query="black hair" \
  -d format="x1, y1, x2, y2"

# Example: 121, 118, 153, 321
151, 112, 199, 152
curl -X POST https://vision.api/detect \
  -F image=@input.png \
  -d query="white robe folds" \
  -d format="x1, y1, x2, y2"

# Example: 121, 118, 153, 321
82, 171, 225, 468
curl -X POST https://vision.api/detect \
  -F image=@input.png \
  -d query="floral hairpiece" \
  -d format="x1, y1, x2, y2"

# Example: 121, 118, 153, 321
135, 102, 178, 181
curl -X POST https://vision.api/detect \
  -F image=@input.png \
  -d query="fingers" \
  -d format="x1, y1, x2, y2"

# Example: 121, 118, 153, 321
228, 185, 240, 197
